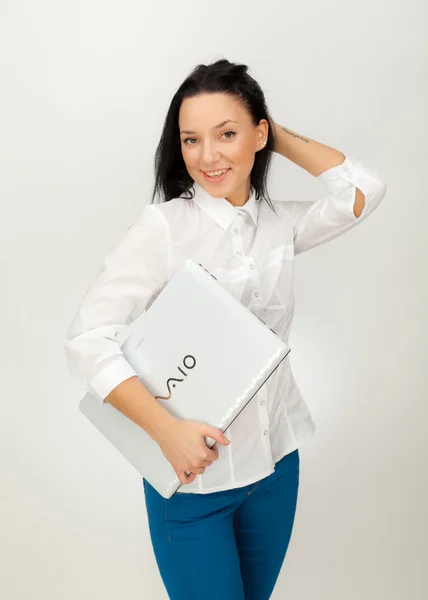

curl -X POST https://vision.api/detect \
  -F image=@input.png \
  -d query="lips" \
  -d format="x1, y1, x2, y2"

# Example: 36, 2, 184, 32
201, 168, 231, 183
203, 168, 230, 175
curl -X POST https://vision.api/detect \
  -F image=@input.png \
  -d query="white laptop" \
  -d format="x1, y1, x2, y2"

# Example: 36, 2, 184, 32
79, 259, 290, 499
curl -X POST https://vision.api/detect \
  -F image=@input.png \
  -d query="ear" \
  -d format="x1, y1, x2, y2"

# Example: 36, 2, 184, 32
255, 119, 269, 149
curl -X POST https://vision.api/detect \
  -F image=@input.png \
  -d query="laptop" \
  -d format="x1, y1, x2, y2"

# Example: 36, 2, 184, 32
79, 259, 290, 499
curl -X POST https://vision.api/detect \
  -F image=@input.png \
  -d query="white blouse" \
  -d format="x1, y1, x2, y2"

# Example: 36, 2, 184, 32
64, 155, 387, 494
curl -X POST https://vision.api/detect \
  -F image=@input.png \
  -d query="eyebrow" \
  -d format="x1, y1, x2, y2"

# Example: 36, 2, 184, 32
180, 119, 238, 135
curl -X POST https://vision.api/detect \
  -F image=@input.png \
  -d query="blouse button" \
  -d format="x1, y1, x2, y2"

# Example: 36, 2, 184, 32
249, 263, 255, 269
264, 429, 269, 435
233, 228, 239, 234
260, 400, 266, 406
237, 250, 243, 256
254, 291, 260, 297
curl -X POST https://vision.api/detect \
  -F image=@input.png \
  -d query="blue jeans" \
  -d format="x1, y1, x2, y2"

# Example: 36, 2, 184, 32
143, 448, 300, 600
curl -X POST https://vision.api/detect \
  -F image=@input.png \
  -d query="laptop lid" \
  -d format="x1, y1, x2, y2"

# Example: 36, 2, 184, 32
79, 259, 290, 498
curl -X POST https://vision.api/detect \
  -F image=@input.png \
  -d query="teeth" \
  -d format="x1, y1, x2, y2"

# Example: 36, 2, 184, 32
206, 169, 228, 177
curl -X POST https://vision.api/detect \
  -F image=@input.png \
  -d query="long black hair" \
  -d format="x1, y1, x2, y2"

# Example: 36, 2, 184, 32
150, 58, 278, 213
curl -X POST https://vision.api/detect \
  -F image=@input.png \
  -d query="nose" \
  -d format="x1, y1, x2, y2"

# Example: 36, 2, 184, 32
201, 139, 221, 167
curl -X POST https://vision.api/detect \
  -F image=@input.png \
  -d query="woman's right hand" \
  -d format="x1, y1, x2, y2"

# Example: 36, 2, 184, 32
157, 418, 230, 485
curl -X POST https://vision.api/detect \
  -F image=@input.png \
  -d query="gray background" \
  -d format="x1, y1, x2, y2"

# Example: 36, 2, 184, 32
1, 0, 426, 598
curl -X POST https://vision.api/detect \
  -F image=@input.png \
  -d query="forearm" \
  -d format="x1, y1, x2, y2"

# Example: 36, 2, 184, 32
105, 376, 177, 444
273, 123, 346, 177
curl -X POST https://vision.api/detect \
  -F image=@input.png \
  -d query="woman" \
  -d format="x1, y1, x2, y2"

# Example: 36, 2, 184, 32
64, 58, 387, 599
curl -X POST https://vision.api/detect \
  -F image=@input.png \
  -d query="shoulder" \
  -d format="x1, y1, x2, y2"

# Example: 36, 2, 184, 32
133, 197, 190, 228
270, 199, 300, 223
145, 196, 191, 221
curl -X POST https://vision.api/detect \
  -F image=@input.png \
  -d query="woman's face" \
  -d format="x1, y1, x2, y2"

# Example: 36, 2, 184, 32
178, 93, 268, 207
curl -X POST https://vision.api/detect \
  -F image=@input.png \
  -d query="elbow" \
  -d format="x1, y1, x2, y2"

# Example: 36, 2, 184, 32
371, 181, 388, 212
353, 187, 366, 218
354, 180, 387, 219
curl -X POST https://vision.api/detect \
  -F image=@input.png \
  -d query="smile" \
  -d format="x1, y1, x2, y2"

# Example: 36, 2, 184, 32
202, 168, 231, 183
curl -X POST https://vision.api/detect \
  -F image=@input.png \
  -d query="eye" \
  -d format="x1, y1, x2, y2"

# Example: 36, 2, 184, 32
182, 131, 237, 146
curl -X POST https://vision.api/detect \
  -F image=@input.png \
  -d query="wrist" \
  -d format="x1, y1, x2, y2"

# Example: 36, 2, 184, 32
149, 408, 179, 444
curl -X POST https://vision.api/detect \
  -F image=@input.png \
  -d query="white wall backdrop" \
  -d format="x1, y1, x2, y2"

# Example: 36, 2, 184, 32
1, 1, 426, 598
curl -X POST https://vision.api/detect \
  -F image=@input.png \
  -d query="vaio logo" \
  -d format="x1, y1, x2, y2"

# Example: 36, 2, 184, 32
154, 355, 197, 400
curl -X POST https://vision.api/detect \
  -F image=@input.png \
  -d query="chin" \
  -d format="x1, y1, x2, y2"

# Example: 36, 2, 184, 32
194, 178, 230, 196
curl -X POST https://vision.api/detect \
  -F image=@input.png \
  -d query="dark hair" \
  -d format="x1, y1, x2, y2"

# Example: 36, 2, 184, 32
149, 58, 278, 214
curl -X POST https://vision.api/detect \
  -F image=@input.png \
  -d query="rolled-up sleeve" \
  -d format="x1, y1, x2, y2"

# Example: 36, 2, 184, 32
64, 205, 170, 404
292, 155, 387, 255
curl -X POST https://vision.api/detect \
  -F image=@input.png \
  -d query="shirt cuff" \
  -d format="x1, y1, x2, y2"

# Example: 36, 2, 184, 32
89, 355, 140, 404
317, 155, 387, 219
